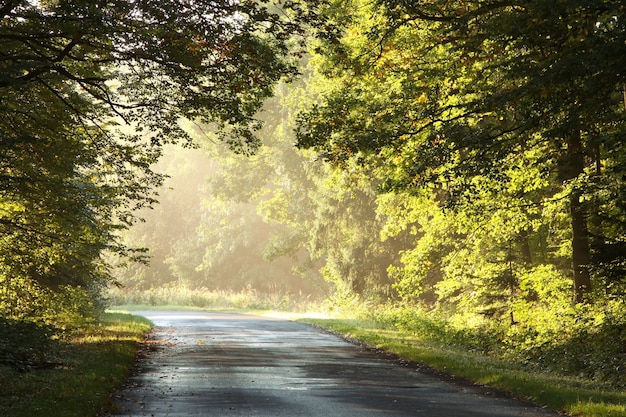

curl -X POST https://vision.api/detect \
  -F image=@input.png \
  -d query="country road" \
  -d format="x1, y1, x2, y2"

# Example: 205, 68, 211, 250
105, 311, 562, 417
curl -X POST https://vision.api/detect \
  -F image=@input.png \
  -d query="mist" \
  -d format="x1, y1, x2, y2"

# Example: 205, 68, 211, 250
111, 141, 328, 302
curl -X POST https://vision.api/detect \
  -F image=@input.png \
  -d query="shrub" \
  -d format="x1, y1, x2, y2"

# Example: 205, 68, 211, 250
0, 318, 59, 371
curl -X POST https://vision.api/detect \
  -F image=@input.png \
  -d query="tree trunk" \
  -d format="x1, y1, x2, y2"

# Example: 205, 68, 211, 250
565, 131, 592, 303
518, 229, 532, 264
570, 190, 591, 302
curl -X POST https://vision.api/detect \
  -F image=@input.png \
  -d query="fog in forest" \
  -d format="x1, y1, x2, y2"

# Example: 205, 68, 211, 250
112, 142, 328, 300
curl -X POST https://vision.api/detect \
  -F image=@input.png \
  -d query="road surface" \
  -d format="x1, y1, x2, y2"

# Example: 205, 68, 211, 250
105, 311, 563, 417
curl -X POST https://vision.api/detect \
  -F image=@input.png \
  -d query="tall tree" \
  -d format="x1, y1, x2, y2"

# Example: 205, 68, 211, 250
296, 0, 626, 303
0, 0, 320, 317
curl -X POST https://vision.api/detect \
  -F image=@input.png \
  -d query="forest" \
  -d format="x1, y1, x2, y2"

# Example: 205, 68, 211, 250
1, 0, 625, 393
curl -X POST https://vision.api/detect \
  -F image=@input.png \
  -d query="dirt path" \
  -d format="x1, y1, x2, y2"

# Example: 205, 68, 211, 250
105, 311, 562, 417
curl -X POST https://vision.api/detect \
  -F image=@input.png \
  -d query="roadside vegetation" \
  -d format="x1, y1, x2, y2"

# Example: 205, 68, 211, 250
302, 314, 626, 417
297, 302, 626, 417
0, 312, 151, 417
107, 284, 317, 313
4, 285, 622, 417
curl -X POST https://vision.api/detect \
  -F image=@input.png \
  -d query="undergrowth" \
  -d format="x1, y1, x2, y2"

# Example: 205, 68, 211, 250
294, 295, 626, 417
371, 300, 626, 390
107, 284, 323, 312
299, 312, 626, 417
0, 312, 151, 417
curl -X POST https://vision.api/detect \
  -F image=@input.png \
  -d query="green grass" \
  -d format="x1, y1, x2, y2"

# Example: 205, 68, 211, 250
0, 312, 152, 417
298, 317, 626, 417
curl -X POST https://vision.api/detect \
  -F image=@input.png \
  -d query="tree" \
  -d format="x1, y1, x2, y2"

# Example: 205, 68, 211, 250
187, 90, 331, 296
296, 0, 626, 303
0, 0, 321, 318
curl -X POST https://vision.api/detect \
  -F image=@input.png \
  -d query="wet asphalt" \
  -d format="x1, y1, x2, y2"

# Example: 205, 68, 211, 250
104, 311, 563, 417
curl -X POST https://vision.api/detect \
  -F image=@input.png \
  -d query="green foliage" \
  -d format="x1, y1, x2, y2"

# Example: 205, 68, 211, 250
0, 0, 326, 321
296, 0, 626, 303
372, 304, 501, 355
1, 273, 103, 324
113, 73, 413, 301
517, 300, 626, 388
111, 145, 216, 290
367, 298, 626, 390
113, 137, 329, 296
0, 277, 106, 371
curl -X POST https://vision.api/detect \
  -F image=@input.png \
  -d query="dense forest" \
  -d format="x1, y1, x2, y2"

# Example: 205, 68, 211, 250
1, 0, 625, 388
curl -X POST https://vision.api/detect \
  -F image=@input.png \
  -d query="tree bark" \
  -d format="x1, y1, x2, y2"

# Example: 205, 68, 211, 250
518, 229, 532, 264
570, 190, 592, 302
565, 131, 592, 303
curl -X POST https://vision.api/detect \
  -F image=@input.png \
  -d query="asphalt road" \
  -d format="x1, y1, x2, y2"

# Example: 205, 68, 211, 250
105, 311, 563, 417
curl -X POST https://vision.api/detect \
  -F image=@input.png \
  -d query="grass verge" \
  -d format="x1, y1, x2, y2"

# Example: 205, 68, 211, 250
0, 312, 152, 417
297, 317, 626, 417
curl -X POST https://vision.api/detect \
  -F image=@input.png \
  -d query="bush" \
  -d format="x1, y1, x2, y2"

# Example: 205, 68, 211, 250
520, 299, 626, 387
0, 318, 59, 371
371, 304, 502, 354
369, 298, 626, 389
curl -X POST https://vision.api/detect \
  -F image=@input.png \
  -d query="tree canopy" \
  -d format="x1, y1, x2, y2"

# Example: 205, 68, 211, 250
296, 0, 626, 303
0, 0, 320, 319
